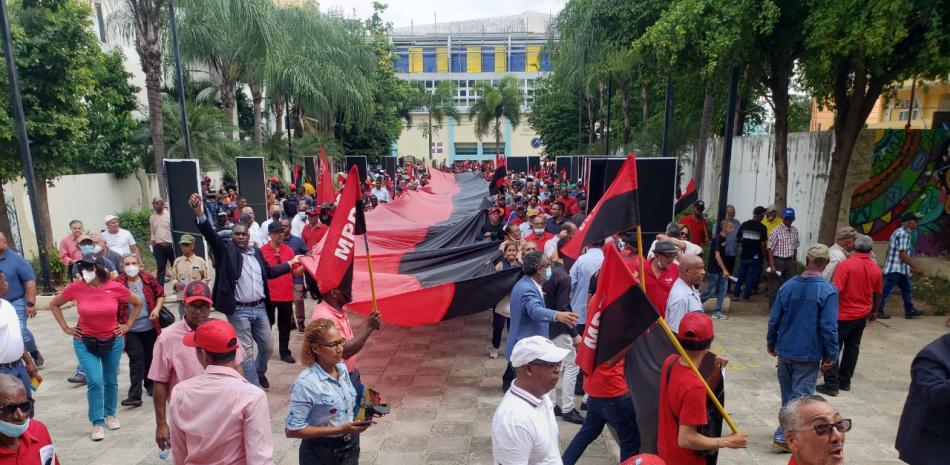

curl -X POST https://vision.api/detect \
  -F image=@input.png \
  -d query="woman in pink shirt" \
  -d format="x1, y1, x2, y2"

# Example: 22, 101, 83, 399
48, 254, 143, 441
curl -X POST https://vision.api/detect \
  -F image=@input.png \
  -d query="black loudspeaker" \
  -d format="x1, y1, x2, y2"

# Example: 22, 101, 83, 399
382, 157, 397, 180
163, 159, 206, 261
236, 157, 267, 223
571, 156, 584, 182
556, 157, 571, 179
304, 156, 318, 186
507, 156, 529, 173
585, 157, 677, 239
345, 156, 368, 181
527, 156, 541, 172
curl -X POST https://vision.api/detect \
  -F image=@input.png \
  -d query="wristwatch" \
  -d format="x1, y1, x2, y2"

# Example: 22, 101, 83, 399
26, 302, 35, 308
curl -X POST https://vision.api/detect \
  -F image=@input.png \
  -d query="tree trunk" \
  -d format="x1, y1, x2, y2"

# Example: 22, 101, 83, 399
220, 80, 237, 140
495, 117, 502, 157
694, 88, 715, 190
34, 181, 54, 254
0, 186, 14, 249
428, 112, 433, 160
771, 81, 790, 212
250, 83, 263, 149
620, 78, 630, 147
734, 66, 753, 136
641, 81, 649, 124
598, 80, 606, 141
143, 59, 166, 198
586, 93, 594, 145
273, 93, 284, 138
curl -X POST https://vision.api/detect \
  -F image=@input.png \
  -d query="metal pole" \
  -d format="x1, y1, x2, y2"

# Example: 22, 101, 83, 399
605, 79, 612, 154
661, 73, 672, 156
167, 0, 192, 159
0, 1, 54, 293
717, 67, 740, 222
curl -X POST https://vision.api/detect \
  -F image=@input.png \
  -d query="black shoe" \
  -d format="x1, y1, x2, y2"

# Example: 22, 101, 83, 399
280, 354, 296, 364
259, 375, 270, 389
553, 405, 562, 416
877, 312, 891, 320
146, 385, 154, 397
839, 385, 851, 392
562, 409, 585, 424
905, 310, 922, 319
816, 384, 838, 397
297, 322, 306, 332
120, 398, 143, 407
67, 373, 87, 385
580, 401, 587, 411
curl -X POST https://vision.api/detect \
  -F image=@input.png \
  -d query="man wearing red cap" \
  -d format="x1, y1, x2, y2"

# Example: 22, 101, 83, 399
169, 319, 273, 465
658, 313, 747, 465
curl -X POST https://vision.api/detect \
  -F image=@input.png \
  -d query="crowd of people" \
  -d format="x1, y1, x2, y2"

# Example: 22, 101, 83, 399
0, 160, 943, 465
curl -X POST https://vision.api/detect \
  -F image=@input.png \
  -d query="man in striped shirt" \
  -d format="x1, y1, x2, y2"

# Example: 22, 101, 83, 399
877, 213, 923, 320
767, 208, 800, 307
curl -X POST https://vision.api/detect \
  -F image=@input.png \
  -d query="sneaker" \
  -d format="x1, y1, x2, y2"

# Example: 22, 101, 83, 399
259, 375, 270, 390
489, 348, 499, 359
771, 440, 790, 453
120, 398, 143, 407
905, 310, 922, 319
67, 373, 87, 385
712, 312, 728, 320
104, 416, 120, 430
91, 425, 105, 441
32, 352, 44, 369
816, 384, 839, 397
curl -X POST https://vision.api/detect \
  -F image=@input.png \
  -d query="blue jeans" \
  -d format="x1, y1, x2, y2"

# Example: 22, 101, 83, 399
73, 337, 124, 426
733, 258, 762, 299
0, 362, 32, 399
562, 394, 640, 464
880, 272, 915, 315
700, 272, 728, 312
773, 358, 819, 443
10, 299, 37, 354
226, 303, 272, 387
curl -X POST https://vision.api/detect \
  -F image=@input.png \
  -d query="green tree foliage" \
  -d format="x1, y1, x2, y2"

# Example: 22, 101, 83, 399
530, 76, 589, 156
787, 94, 812, 133
469, 76, 524, 157
404, 80, 459, 161
78, 50, 141, 177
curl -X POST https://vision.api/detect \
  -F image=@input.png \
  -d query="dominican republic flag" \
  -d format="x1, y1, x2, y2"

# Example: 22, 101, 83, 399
576, 244, 659, 376
561, 153, 641, 260
314, 166, 366, 294
317, 147, 335, 205
489, 153, 507, 196
674, 178, 698, 215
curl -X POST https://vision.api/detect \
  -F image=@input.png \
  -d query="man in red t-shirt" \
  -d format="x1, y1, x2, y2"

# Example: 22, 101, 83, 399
0, 374, 60, 464
658, 313, 747, 465
679, 201, 710, 246
525, 216, 554, 252
817, 235, 882, 396
627, 240, 681, 317
261, 221, 304, 364
562, 357, 641, 464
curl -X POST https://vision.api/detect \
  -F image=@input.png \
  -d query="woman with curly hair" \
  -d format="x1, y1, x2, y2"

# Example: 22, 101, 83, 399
285, 319, 372, 464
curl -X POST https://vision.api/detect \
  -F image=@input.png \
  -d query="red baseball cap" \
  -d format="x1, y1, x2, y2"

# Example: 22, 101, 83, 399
679, 312, 714, 342
270, 177, 279, 182
184, 281, 213, 305
621, 454, 666, 465
183, 320, 239, 353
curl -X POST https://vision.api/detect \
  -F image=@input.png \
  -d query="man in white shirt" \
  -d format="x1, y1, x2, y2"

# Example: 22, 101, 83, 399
239, 207, 264, 248
258, 205, 283, 247
823, 227, 857, 281
647, 222, 702, 260
370, 179, 391, 203
665, 255, 706, 333
101, 214, 139, 257
492, 336, 568, 465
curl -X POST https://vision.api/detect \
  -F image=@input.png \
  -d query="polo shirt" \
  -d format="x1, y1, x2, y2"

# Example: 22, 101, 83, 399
665, 278, 703, 334
491, 381, 561, 465
762, 216, 783, 236
658, 355, 707, 465
260, 242, 294, 302
679, 214, 709, 245
0, 419, 59, 465
148, 320, 246, 395
0, 299, 25, 364
311, 302, 357, 373
641, 258, 679, 317
0, 249, 35, 301
301, 222, 329, 251
832, 253, 882, 321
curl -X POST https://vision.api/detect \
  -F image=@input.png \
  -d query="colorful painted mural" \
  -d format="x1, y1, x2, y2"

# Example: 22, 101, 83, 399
850, 129, 950, 257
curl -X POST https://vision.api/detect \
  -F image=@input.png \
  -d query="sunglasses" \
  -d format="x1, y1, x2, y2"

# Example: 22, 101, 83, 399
317, 338, 346, 348
0, 399, 34, 415
804, 419, 852, 437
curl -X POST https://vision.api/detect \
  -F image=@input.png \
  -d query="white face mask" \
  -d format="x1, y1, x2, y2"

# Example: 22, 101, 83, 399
93, 245, 103, 254
82, 270, 97, 283
533, 227, 545, 236
124, 265, 139, 277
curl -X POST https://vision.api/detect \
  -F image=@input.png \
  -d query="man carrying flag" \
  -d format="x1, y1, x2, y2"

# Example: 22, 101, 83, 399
310, 166, 381, 387
490, 153, 507, 197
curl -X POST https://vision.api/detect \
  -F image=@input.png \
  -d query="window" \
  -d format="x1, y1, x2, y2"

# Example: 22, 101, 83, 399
898, 97, 921, 122
455, 144, 478, 158
939, 94, 950, 111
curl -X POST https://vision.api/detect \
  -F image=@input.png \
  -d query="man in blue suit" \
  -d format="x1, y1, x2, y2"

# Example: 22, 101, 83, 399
503, 250, 579, 391
895, 332, 950, 465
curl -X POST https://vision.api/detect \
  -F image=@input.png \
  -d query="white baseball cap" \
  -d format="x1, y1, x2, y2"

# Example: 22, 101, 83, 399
104, 214, 118, 223
510, 336, 569, 368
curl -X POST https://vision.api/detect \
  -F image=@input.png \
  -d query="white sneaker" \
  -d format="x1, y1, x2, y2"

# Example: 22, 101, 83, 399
489, 348, 499, 359
91, 425, 105, 441
104, 416, 120, 430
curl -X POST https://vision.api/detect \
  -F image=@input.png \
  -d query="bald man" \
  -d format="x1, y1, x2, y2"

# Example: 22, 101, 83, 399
665, 255, 706, 333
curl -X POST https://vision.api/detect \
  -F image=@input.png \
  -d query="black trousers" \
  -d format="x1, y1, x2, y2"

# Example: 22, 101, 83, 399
268, 301, 295, 357
125, 329, 157, 400
823, 318, 867, 390
305, 273, 320, 300
300, 436, 359, 465
152, 243, 175, 285
491, 313, 509, 349
502, 363, 515, 393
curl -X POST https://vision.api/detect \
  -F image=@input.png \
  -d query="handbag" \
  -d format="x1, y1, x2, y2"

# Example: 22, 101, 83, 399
158, 306, 176, 328
81, 336, 117, 356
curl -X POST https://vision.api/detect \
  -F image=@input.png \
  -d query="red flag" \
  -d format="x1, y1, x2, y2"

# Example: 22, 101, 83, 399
317, 148, 335, 205
561, 154, 640, 260
489, 153, 507, 196
407, 163, 415, 180
315, 166, 366, 294
576, 244, 659, 376
674, 178, 698, 215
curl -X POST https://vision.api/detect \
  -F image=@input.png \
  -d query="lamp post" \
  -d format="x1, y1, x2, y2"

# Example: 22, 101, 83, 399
0, 0, 54, 293
717, 67, 740, 222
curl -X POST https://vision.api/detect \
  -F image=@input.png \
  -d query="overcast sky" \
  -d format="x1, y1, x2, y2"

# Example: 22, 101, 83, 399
322, 0, 566, 28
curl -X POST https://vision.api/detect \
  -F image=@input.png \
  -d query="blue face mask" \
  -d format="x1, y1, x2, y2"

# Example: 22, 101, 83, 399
80, 244, 95, 254
0, 418, 29, 437
544, 266, 552, 281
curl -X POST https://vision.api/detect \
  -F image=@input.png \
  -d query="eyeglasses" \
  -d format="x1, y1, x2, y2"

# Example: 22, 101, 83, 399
0, 399, 34, 415
317, 338, 346, 348
529, 360, 561, 370
800, 419, 852, 437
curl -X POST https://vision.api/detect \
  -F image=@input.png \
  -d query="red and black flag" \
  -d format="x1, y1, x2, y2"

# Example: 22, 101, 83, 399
317, 147, 335, 205
674, 178, 698, 215
313, 166, 366, 294
561, 154, 641, 260
292, 164, 303, 188
576, 244, 659, 376
489, 153, 507, 196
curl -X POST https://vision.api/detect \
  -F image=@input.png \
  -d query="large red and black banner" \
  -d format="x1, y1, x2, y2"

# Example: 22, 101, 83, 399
562, 154, 641, 260
576, 244, 658, 375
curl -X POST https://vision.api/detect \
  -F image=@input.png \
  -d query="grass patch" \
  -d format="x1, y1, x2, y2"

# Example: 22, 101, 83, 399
912, 274, 950, 315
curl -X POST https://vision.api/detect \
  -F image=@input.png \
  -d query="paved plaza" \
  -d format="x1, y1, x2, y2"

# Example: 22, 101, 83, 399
27, 294, 946, 464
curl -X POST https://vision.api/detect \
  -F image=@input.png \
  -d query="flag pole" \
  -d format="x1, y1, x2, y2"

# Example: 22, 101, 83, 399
361, 233, 380, 313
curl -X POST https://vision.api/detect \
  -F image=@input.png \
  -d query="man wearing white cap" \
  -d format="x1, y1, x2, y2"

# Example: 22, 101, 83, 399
492, 336, 569, 465
101, 214, 139, 257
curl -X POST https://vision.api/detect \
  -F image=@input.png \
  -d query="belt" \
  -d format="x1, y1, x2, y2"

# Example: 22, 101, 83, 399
304, 434, 355, 448
0, 360, 22, 370
155, 242, 173, 246
236, 299, 265, 307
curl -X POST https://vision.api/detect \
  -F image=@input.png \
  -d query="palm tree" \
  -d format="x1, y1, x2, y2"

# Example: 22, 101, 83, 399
156, 95, 246, 174
410, 80, 459, 160
469, 76, 524, 158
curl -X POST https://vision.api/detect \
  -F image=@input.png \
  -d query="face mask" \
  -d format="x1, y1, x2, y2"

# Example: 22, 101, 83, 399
82, 270, 97, 283
533, 228, 545, 236
93, 245, 103, 254
543, 267, 552, 281
80, 244, 95, 254
124, 265, 139, 277
0, 418, 29, 437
